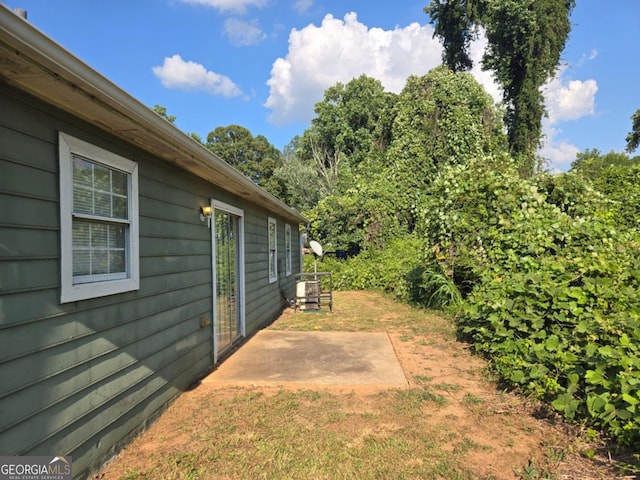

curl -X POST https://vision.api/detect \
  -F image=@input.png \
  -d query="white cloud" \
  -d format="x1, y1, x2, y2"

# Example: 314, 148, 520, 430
538, 124, 580, 173
265, 12, 442, 125
576, 49, 598, 67
539, 65, 598, 171
179, 0, 267, 14
543, 66, 598, 124
224, 18, 267, 46
153, 54, 242, 98
293, 0, 313, 13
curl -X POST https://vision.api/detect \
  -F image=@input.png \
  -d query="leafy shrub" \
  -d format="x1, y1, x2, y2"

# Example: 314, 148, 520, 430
419, 156, 640, 445
590, 164, 640, 231
311, 236, 430, 304
407, 264, 462, 310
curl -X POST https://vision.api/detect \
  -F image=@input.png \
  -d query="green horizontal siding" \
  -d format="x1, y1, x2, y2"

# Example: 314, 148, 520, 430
0, 227, 58, 259
0, 158, 58, 200
0, 269, 211, 361
0, 258, 58, 293
0, 85, 215, 478
0, 82, 302, 479
0, 285, 211, 394
0, 193, 58, 229
0, 126, 57, 173
1, 314, 208, 454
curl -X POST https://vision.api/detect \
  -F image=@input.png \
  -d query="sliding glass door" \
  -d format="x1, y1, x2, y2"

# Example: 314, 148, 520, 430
212, 202, 244, 362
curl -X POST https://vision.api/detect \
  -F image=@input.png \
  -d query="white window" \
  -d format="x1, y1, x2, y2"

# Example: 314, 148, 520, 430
268, 217, 277, 283
284, 224, 292, 276
59, 132, 139, 303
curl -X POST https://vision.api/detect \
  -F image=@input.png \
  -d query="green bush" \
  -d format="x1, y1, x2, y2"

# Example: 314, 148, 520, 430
310, 236, 420, 301
419, 156, 640, 445
310, 235, 462, 310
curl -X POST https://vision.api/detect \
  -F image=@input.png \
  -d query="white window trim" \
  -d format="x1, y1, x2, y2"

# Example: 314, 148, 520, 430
268, 217, 277, 283
59, 132, 140, 303
285, 223, 292, 277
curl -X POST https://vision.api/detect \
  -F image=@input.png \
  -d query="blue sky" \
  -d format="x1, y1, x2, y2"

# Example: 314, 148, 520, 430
6, 0, 640, 171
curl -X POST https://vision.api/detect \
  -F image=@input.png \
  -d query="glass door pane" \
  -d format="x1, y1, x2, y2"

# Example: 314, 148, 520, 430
215, 210, 239, 354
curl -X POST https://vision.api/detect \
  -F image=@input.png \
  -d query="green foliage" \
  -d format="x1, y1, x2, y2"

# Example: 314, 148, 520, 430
206, 125, 287, 199
482, 0, 575, 177
390, 66, 505, 177
305, 193, 366, 255
570, 150, 640, 231
570, 148, 640, 182
152, 104, 176, 124
387, 66, 506, 235
533, 170, 610, 219
425, 0, 480, 72
408, 264, 462, 310
589, 164, 640, 231
420, 157, 640, 445
294, 75, 397, 202
627, 108, 640, 153
461, 235, 640, 445
303, 66, 505, 255
274, 136, 324, 212
315, 237, 424, 303
425, 0, 576, 177
303, 75, 396, 170
315, 236, 462, 311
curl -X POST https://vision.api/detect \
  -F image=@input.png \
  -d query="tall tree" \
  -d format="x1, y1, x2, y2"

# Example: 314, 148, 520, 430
388, 66, 506, 231
426, 0, 575, 178
205, 125, 286, 199
424, 0, 479, 72
273, 137, 323, 213
626, 108, 640, 153
298, 74, 397, 196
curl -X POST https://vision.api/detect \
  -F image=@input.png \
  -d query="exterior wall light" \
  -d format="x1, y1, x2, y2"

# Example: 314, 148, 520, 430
200, 205, 212, 227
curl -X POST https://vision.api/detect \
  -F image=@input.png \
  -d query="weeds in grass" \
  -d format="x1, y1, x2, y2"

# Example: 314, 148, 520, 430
516, 458, 554, 479
432, 382, 462, 393
453, 437, 492, 455
461, 392, 483, 407
395, 387, 448, 407
413, 375, 433, 384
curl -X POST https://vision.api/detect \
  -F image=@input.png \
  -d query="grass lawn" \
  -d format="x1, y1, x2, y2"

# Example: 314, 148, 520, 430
99, 291, 632, 480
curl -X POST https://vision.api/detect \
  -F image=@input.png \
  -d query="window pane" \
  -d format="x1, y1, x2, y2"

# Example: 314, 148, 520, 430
73, 250, 91, 276
72, 157, 129, 219
94, 164, 111, 191
269, 223, 276, 249
73, 187, 93, 215
109, 250, 125, 273
112, 195, 128, 219
112, 170, 127, 195
73, 157, 93, 187
109, 224, 125, 248
73, 221, 90, 247
92, 249, 109, 274
92, 223, 108, 248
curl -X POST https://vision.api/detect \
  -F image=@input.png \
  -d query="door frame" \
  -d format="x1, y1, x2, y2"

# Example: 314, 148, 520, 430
210, 199, 246, 364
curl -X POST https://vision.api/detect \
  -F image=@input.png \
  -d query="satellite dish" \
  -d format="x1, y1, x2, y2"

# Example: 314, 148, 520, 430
309, 240, 323, 257
309, 240, 323, 273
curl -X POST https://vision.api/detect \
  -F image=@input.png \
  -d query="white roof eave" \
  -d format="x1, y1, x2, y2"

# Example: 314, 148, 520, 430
0, 5, 307, 225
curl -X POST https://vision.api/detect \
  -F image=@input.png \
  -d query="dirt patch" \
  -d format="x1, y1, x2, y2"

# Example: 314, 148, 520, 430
97, 291, 628, 480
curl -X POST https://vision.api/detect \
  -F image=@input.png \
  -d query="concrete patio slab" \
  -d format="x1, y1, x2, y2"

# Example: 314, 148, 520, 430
202, 330, 408, 386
